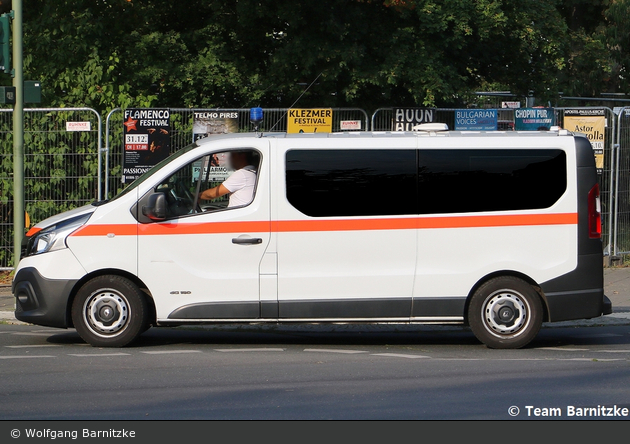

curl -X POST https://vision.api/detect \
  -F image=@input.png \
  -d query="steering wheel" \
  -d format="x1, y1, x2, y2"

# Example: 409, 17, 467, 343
168, 177, 200, 214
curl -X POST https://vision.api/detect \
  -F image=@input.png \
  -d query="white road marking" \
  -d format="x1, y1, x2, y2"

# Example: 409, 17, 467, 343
214, 348, 285, 352
536, 347, 589, 351
303, 349, 368, 354
420, 357, 623, 362
0, 355, 56, 359
12, 332, 58, 336
68, 353, 131, 357
371, 353, 430, 359
574, 333, 623, 338
6, 344, 62, 348
141, 350, 201, 355
596, 350, 630, 353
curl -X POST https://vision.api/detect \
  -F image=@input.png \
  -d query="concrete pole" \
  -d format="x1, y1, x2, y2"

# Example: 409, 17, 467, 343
12, 0, 23, 265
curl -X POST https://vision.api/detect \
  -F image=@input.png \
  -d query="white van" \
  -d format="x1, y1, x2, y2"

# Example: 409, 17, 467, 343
13, 128, 612, 349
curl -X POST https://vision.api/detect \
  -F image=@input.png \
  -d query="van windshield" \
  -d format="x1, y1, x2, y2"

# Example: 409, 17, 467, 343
103, 142, 198, 204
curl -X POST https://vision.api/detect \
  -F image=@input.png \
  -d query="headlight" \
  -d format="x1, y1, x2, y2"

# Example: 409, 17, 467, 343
26, 213, 92, 257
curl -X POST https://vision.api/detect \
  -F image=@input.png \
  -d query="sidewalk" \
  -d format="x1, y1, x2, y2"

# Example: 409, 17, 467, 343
1, 268, 630, 326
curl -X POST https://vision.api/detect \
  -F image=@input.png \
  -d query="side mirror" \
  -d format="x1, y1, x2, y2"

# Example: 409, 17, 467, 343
142, 192, 167, 221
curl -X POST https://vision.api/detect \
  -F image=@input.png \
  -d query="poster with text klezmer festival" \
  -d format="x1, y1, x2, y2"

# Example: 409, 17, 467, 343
122, 109, 170, 184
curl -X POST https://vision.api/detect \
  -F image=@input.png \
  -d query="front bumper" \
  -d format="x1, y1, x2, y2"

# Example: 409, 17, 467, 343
603, 295, 613, 316
12, 267, 78, 328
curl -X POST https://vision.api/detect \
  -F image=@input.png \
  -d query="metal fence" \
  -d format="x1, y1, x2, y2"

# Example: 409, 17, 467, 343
0, 108, 102, 269
371, 108, 516, 132
557, 107, 617, 254
103, 108, 369, 199
2, 105, 630, 268
614, 107, 630, 254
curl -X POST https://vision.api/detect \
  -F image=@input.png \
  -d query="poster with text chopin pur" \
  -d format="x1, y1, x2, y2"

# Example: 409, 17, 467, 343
564, 108, 606, 174
287, 109, 333, 133
122, 108, 171, 184
514, 108, 555, 131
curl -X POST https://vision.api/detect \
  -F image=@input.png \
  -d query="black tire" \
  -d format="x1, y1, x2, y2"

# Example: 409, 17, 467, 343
468, 276, 543, 349
71, 275, 149, 347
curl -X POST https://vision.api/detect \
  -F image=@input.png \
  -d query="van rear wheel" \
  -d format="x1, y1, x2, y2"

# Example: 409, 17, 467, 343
71, 275, 148, 347
468, 276, 543, 349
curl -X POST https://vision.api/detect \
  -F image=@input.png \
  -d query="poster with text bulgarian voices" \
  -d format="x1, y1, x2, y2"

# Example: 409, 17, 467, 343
454, 109, 498, 131
564, 108, 606, 174
122, 109, 170, 184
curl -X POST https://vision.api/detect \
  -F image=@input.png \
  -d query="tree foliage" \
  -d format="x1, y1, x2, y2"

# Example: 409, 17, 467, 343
0, 0, 619, 112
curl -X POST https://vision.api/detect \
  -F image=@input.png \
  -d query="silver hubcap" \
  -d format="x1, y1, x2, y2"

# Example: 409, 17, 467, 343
482, 290, 530, 338
83, 289, 130, 338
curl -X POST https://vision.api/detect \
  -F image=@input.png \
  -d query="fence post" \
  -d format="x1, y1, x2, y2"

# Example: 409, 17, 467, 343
613, 107, 629, 256
95, 109, 103, 202
104, 108, 121, 200
606, 108, 616, 256
371, 108, 392, 131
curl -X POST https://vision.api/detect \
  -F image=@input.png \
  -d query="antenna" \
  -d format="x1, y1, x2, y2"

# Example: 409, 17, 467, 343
268, 72, 323, 132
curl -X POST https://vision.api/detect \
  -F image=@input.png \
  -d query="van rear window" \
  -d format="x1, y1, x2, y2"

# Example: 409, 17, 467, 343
285, 148, 566, 217
418, 149, 566, 214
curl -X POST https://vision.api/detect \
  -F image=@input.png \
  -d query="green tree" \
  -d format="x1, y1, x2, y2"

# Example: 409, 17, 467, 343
13, 0, 584, 110
603, 0, 630, 92
9, 0, 629, 109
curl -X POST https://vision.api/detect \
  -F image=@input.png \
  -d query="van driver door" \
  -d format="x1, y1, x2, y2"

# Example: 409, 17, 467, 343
137, 141, 271, 322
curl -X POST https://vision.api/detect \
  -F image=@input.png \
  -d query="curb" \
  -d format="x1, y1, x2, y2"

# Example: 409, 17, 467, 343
0, 311, 28, 325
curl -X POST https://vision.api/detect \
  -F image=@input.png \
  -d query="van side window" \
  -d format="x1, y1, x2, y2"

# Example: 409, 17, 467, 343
155, 149, 260, 219
417, 149, 567, 214
285, 148, 566, 218
285, 149, 417, 217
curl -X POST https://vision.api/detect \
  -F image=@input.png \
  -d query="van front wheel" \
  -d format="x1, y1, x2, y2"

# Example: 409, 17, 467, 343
468, 277, 543, 349
71, 275, 148, 347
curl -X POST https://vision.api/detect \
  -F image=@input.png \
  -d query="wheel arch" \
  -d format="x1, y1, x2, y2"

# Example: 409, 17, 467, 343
66, 269, 156, 328
463, 270, 550, 325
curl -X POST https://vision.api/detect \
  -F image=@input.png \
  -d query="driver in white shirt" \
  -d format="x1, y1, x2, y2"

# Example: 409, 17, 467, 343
198, 151, 257, 207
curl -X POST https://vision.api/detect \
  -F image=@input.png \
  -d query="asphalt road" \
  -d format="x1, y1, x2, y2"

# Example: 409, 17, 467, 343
1, 323, 629, 420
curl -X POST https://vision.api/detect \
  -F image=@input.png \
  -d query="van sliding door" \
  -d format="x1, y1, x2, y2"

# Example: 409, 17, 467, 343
276, 143, 418, 319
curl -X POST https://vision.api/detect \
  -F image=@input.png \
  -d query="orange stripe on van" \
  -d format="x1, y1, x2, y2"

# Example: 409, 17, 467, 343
26, 227, 42, 237
275, 213, 577, 232
72, 224, 137, 237
138, 221, 271, 236
69, 213, 577, 237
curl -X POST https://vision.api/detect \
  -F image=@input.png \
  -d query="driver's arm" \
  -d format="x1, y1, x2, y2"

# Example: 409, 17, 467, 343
199, 183, 230, 201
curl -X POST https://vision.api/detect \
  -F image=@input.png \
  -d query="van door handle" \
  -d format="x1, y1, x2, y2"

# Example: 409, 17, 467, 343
232, 237, 263, 245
